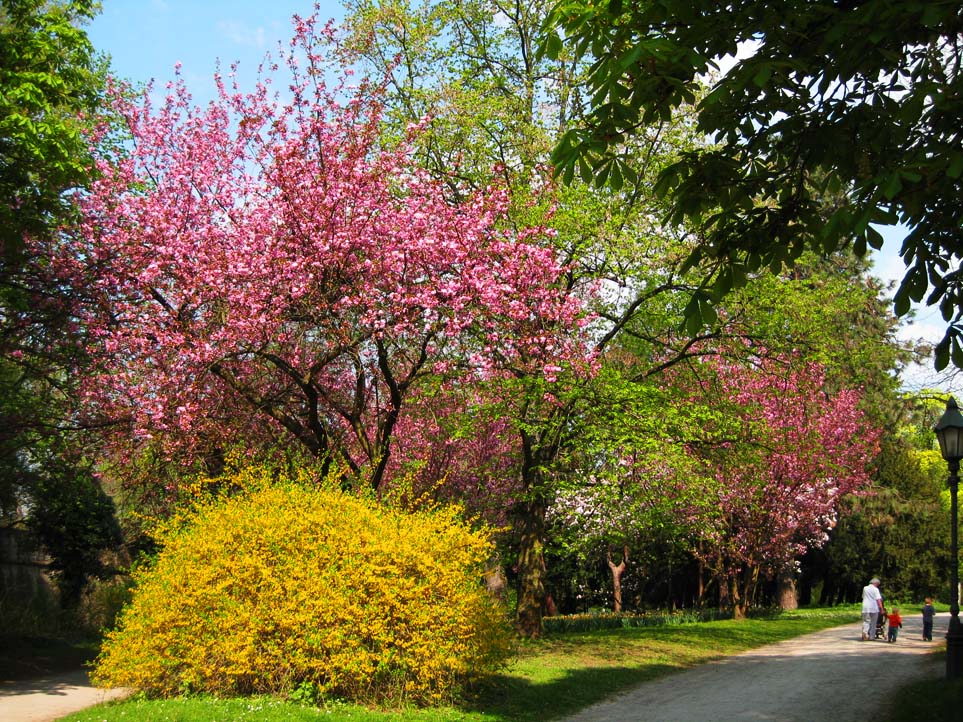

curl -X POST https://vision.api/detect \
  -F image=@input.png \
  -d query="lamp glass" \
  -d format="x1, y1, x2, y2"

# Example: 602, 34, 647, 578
935, 397, 963, 462
939, 427, 963, 461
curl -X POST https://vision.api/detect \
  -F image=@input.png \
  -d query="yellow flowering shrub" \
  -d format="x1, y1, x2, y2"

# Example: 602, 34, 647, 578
92, 474, 513, 705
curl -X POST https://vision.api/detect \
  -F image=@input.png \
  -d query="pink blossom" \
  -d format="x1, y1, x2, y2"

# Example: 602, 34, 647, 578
34, 15, 595, 490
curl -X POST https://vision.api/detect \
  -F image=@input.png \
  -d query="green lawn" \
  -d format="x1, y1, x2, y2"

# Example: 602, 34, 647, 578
55, 609, 862, 722
882, 665, 963, 722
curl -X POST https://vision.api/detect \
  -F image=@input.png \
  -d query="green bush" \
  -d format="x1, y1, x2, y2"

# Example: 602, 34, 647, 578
76, 575, 132, 634
92, 472, 513, 705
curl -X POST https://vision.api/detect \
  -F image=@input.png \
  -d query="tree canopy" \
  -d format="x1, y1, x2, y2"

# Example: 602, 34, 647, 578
542, 0, 963, 368
39, 18, 592, 492
0, 0, 101, 266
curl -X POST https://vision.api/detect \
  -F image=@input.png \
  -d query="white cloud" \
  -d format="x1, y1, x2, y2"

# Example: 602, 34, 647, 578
217, 20, 269, 49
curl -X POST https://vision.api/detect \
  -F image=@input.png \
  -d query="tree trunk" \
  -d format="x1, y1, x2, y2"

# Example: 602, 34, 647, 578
514, 423, 562, 638
730, 576, 746, 620
515, 496, 547, 638
777, 568, 799, 610
731, 566, 760, 620
607, 544, 629, 613
697, 558, 706, 607
717, 570, 731, 610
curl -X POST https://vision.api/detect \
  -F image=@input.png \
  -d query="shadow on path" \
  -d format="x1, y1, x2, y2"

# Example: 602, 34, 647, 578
0, 669, 129, 722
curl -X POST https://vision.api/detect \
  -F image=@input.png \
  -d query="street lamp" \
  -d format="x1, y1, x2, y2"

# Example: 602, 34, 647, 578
934, 395, 963, 679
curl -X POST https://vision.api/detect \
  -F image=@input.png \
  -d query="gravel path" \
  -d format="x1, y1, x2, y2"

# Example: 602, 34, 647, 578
0, 615, 947, 722
0, 670, 129, 722
561, 613, 946, 722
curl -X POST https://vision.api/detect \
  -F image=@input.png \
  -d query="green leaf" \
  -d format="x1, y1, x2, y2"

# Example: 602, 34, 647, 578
550, 131, 575, 167
562, 162, 575, 185
921, 4, 942, 27
941, 295, 955, 322
683, 296, 702, 337
595, 161, 610, 188
907, 266, 928, 302
700, 299, 718, 327
893, 288, 911, 317
951, 337, 963, 370
714, 267, 733, 297
578, 156, 594, 183
685, 307, 702, 337
653, 167, 677, 199
865, 226, 884, 251
680, 247, 702, 275
824, 173, 841, 196
752, 65, 772, 88
621, 163, 638, 186
609, 161, 624, 191
542, 32, 564, 61
617, 44, 644, 71
947, 154, 963, 179
881, 173, 902, 200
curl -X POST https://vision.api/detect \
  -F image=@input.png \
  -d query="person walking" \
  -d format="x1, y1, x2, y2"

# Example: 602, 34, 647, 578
922, 597, 936, 641
861, 577, 883, 641
887, 607, 903, 642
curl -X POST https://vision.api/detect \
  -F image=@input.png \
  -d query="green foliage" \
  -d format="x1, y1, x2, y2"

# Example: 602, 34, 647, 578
26, 456, 122, 607
92, 471, 513, 705
0, 2, 117, 623
75, 574, 132, 634
340, 0, 555, 194
0, 0, 102, 261
821, 486, 950, 603
544, 0, 963, 367
725, 253, 908, 391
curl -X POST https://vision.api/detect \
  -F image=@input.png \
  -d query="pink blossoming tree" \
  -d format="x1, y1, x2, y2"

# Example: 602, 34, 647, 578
40, 15, 590, 491
675, 353, 880, 616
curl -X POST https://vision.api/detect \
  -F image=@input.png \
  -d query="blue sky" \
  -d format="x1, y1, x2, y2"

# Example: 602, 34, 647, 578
87, 1, 345, 104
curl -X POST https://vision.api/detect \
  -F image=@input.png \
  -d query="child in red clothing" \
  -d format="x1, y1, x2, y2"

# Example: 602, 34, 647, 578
887, 608, 903, 642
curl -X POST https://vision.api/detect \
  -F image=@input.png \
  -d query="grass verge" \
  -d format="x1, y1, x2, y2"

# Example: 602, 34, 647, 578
54, 608, 859, 722
882, 649, 963, 722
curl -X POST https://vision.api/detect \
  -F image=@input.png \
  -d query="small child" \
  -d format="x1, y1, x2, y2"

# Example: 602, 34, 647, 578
887, 608, 903, 642
922, 597, 936, 641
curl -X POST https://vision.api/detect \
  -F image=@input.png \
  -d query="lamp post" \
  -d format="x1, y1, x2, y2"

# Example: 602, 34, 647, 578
934, 396, 963, 679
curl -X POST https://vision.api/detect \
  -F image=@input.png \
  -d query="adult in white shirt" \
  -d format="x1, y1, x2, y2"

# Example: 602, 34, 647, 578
861, 577, 883, 640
